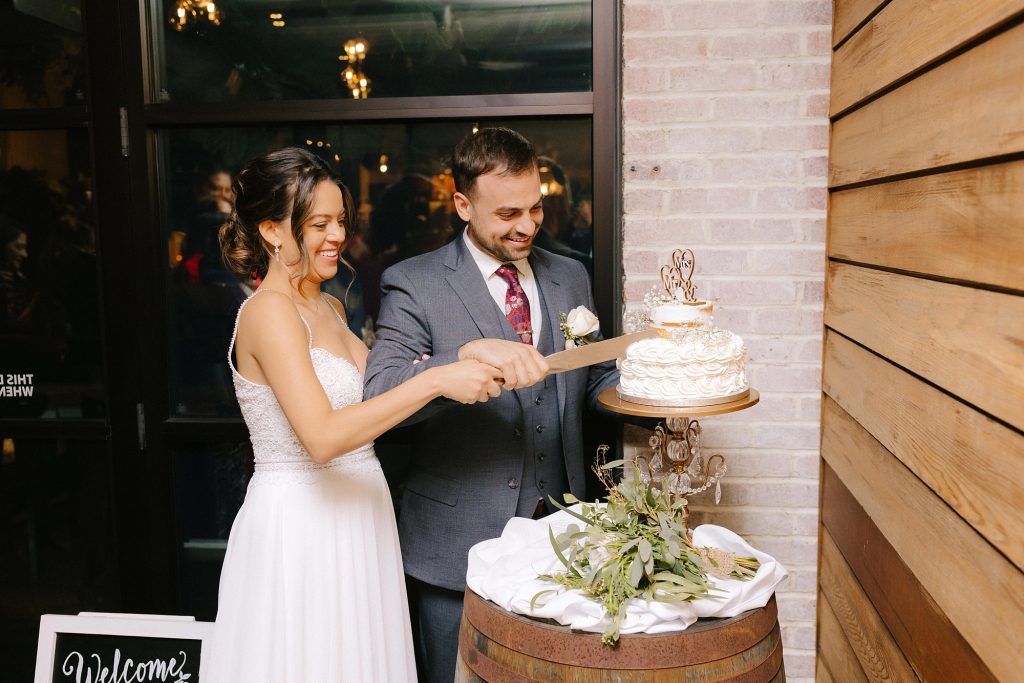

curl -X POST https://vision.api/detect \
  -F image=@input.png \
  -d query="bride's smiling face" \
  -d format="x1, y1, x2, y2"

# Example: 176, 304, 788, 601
273, 180, 346, 284
297, 181, 346, 283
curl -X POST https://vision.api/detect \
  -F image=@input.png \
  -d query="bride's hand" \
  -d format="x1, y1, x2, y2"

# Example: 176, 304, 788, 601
431, 360, 503, 404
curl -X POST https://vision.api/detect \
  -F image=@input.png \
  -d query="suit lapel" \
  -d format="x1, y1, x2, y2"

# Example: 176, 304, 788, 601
447, 237, 527, 412
444, 238, 509, 343
530, 250, 569, 419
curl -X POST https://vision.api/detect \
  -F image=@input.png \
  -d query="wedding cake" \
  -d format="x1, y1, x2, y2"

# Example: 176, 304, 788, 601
617, 250, 748, 407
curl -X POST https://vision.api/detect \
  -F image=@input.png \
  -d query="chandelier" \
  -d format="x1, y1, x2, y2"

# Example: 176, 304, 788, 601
636, 418, 726, 503
339, 38, 371, 99
169, 0, 223, 32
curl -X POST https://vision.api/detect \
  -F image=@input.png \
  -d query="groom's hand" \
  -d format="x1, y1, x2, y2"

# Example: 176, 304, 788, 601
457, 339, 549, 390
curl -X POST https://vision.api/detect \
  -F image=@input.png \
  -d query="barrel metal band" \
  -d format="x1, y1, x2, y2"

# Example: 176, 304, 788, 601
458, 619, 536, 683
718, 625, 785, 683
461, 588, 779, 670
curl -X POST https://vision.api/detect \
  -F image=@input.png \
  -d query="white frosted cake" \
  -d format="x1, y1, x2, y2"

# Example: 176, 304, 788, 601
618, 300, 748, 407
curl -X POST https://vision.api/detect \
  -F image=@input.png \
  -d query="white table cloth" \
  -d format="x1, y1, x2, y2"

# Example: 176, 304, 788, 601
466, 506, 789, 635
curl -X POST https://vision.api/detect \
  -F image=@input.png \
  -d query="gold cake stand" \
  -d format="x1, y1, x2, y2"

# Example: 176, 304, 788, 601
598, 387, 759, 418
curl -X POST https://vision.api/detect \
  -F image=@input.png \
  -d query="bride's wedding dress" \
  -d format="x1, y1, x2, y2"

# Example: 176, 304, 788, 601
206, 294, 417, 682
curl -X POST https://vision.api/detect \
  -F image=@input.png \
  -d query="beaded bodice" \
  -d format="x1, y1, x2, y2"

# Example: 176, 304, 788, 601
228, 292, 373, 474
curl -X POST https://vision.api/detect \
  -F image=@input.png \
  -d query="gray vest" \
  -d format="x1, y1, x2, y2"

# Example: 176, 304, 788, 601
497, 280, 567, 518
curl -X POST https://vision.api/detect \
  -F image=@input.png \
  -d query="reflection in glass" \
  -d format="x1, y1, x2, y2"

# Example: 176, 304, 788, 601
0, 0, 85, 109
0, 438, 118, 679
153, 1, 591, 102
163, 119, 593, 416
172, 442, 250, 619
0, 129, 104, 418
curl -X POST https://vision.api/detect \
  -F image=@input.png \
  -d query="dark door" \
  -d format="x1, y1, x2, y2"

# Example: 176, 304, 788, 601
0, 0, 163, 678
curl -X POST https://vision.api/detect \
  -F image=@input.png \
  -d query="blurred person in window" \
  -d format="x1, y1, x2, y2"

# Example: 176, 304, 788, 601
0, 215, 35, 332
204, 167, 235, 212
0, 215, 50, 417
342, 173, 456, 341
171, 165, 249, 415
373, 174, 456, 263
568, 197, 593, 257
532, 156, 592, 275
178, 165, 237, 284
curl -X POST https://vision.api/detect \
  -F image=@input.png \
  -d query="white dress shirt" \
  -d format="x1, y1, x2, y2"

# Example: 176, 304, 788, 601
462, 228, 542, 347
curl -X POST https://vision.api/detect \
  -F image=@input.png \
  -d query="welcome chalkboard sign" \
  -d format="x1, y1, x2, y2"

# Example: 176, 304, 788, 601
35, 614, 215, 683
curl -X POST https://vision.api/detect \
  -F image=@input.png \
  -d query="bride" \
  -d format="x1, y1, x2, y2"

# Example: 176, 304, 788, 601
205, 147, 502, 682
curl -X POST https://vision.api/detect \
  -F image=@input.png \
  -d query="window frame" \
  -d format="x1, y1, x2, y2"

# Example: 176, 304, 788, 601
132, 1, 623, 440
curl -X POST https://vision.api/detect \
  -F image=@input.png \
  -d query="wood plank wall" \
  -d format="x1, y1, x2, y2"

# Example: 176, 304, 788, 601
819, 2, 1024, 681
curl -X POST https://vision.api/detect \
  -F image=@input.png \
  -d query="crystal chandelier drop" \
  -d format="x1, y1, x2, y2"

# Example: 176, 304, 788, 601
339, 38, 371, 99
635, 418, 727, 506
169, 0, 223, 32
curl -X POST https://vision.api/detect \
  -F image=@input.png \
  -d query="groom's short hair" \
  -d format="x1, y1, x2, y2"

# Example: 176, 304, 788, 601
453, 127, 537, 198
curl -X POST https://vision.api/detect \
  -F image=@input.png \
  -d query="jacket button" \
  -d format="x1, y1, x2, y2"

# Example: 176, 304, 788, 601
513, 428, 522, 438
534, 396, 543, 405
537, 453, 545, 462
536, 425, 544, 433
508, 478, 519, 489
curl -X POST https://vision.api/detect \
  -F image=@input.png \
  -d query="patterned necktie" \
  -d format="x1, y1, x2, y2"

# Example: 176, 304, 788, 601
495, 264, 533, 345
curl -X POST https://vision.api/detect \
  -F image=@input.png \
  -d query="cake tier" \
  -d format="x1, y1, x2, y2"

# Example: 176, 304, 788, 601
617, 329, 747, 404
650, 299, 714, 329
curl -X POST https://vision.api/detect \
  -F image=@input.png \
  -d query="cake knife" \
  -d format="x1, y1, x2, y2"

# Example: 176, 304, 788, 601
544, 329, 661, 374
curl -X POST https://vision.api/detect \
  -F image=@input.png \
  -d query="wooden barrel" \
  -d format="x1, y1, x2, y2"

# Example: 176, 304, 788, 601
456, 588, 784, 682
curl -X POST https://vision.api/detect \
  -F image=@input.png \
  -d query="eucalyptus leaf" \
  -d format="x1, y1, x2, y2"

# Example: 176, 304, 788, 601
629, 555, 643, 587
548, 525, 581, 578
547, 496, 596, 525
530, 588, 560, 611
618, 538, 640, 556
638, 538, 652, 563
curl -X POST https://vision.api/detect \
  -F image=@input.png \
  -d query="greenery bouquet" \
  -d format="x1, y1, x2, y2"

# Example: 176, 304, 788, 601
533, 446, 760, 644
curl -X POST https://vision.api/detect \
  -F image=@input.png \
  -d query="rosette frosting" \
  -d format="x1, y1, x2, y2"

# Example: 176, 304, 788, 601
618, 328, 748, 403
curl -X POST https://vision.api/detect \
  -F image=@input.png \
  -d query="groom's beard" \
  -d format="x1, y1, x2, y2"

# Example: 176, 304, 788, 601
467, 222, 538, 263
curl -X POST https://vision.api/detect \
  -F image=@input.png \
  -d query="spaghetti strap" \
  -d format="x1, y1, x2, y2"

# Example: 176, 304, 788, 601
320, 293, 347, 327
296, 314, 314, 348
227, 290, 265, 375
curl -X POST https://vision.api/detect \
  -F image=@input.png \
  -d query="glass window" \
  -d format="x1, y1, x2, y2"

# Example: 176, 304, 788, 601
0, 129, 104, 419
0, 0, 85, 110
151, 0, 592, 102
171, 442, 250, 619
162, 118, 593, 417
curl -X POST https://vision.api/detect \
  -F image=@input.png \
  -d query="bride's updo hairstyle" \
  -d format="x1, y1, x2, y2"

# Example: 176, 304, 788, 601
220, 146, 353, 279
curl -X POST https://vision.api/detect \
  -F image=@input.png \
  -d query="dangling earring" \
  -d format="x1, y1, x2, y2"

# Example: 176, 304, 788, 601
274, 243, 281, 261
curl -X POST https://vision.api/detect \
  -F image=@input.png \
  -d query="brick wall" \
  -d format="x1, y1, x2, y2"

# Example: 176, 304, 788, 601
620, 2, 831, 679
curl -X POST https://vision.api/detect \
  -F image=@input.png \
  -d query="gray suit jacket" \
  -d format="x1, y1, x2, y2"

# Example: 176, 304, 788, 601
363, 236, 617, 591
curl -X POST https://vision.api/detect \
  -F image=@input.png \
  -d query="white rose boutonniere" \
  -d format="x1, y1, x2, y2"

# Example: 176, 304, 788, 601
560, 305, 600, 349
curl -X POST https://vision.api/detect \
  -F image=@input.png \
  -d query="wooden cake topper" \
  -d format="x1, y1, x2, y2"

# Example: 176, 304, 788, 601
659, 248, 697, 302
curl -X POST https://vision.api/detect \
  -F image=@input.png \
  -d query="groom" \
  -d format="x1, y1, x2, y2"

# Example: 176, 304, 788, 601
364, 127, 618, 683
